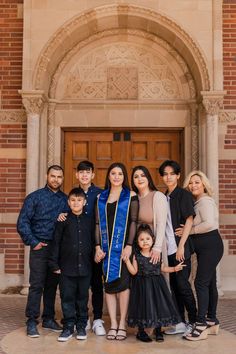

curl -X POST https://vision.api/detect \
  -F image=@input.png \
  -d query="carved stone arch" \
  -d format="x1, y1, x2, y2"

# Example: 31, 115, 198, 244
50, 29, 196, 101
33, 4, 210, 96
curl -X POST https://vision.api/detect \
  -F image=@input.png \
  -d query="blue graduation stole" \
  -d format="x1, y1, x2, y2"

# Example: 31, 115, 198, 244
97, 187, 131, 283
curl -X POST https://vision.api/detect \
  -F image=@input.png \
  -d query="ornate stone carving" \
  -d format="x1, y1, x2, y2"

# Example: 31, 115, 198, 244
0, 110, 26, 123
47, 102, 56, 167
201, 91, 226, 116
189, 103, 199, 170
52, 31, 192, 101
34, 4, 209, 93
219, 110, 236, 123
22, 96, 45, 116
107, 67, 138, 99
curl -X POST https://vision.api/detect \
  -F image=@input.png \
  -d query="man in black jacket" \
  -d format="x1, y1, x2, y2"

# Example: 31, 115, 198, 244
159, 160, 197, 337
49, 188, 93, 342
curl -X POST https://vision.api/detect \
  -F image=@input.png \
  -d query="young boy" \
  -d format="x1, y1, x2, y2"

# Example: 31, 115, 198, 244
159, 160, 197, 337
49, 188, 93, 341
59, 160, 105, 335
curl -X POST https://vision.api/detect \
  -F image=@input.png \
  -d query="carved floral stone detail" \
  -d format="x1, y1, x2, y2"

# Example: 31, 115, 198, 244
107, 67, 138, 99
0, 110, 26, 123
22, 96, 45, 116
202, 95, 224, 116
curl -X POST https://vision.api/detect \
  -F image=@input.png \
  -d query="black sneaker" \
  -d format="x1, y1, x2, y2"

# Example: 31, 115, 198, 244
136, 330, 152, 342
27, 321, 40, 338
42, 319, 62, 332
76, 327, 87, 340
58, 329, 73, 342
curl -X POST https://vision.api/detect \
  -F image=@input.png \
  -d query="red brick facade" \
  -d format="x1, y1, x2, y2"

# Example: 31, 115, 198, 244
221, 0, 236, 255
0, 0, 23, 109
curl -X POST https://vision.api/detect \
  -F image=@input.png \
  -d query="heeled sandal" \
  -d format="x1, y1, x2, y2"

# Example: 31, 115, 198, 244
206, 318, 220, 335
185, 323, 208, 341
106, 328, 117, 340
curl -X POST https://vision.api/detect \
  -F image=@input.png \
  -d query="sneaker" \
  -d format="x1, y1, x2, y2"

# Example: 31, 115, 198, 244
42, 319, 62, 332
58, 328, 73, 342
182, 323, 194, 338
164, 322, 186, 335
27, 321, 40, 338
76, 327, 87, 340
85, 318, 91, 331
92, 319, 106, 336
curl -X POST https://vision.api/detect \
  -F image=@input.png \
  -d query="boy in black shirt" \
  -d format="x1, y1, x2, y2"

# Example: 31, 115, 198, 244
49, 188, 93, 342
159, 160, 197, 337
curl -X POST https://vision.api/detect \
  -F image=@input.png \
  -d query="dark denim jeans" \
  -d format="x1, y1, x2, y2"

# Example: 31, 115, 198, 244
59, 273, 91, 330
168, 254, 197, 324
25, 245, 59, 323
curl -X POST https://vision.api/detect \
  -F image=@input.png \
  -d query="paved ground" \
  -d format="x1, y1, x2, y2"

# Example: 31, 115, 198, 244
0, 294, 235, 354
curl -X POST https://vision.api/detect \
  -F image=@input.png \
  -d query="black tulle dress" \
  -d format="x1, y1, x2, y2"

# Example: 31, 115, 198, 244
128, 251, 180, 328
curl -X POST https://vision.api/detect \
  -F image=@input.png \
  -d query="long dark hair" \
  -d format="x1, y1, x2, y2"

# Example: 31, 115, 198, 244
131, 165, 157, 193
104, 162, 130, 190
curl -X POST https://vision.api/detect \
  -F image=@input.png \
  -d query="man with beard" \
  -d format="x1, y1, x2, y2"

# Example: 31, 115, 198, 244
17, 165, 69, 338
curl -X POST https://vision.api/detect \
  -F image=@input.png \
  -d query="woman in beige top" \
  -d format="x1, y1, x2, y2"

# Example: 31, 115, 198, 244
131, 165, 168, 342
181, 170, 224, 341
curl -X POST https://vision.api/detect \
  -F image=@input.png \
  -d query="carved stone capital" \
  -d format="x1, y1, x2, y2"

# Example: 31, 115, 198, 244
19, 90, 46, 116
201, 91, 226, 116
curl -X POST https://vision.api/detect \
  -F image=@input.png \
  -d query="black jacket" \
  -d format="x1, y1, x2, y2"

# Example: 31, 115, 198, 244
167, 186, 195, 259
48, 212, 93, 277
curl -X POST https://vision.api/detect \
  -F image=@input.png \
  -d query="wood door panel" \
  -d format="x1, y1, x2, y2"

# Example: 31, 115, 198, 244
63, 130, 183, 193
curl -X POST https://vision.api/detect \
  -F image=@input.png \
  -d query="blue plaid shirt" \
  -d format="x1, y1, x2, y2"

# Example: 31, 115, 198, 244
17, 185, 69, 248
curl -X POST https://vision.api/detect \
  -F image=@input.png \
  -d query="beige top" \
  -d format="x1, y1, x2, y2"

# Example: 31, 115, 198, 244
191, 195, 219, 235
138, 190, 168, 253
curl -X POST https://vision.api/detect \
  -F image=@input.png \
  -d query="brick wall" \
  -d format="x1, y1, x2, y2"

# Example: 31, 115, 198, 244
221, 1, 236, 256
0, 225, 24, 274
223, 0, 236, 109
0, 0, 23, 109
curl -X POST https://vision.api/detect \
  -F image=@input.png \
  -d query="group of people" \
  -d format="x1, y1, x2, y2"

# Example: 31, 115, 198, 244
17, 159, 224, 344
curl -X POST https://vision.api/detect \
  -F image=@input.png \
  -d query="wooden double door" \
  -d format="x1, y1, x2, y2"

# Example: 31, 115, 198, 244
63, 129, 183, 194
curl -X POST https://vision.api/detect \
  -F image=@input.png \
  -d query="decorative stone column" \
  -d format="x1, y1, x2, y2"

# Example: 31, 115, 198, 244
189, 103, 199, 170
47, 101, 56, 167
201, 90, 226, 296
18, 90, 45, 295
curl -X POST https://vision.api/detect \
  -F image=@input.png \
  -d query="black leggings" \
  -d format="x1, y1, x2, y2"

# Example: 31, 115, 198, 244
192, 230, 224, 323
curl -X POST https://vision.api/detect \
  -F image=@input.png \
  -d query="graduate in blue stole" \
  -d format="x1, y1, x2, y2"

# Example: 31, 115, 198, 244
95, 163, 139, 341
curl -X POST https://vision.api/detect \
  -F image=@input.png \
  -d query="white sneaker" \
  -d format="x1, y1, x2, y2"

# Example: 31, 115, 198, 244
182, 323, 194, 338
92, 319, 106, 336
164, 322, 186, 335
85, 319, 91, 331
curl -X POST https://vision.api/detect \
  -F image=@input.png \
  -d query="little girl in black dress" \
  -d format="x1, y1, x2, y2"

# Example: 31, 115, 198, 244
125, 224, 184, 342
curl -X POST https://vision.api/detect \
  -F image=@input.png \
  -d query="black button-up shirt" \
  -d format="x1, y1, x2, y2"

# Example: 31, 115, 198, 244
49, 212, 93, 277
17, 185, 69, 248
167, 186, 196, 259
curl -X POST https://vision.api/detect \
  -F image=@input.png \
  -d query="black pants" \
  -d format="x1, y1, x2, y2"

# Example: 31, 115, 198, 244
60, 273, 91, 330
91, 260, 104, 320
168, 254, 197, 324
25, 245, 59, 323
192, 230, 224, 323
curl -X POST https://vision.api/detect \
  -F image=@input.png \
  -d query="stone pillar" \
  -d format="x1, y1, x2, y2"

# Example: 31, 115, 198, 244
47, 101, 56, 167
201, 90, 226, 296
18, 90, 45, 295
189, 103, 199, 170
